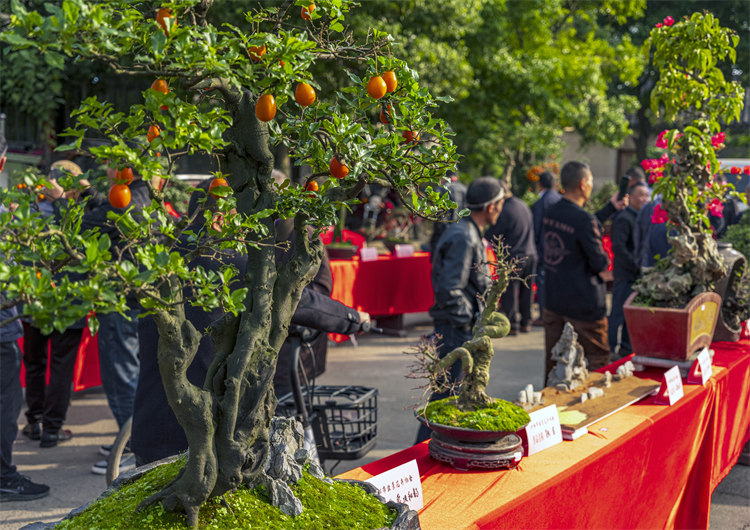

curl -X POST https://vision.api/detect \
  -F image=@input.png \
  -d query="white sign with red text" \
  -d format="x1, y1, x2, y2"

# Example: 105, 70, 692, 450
365, 459, 423, 511
654, 365, 684, 406
524, 404, 563, 456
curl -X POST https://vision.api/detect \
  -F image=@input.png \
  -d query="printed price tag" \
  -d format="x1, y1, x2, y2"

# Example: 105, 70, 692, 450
523, 404, 563, 456
365, 459, 423, 511
359, 247, 379, 262
687, 347, 713, 385
654, 365, 684, 405
393, 244, 414, 258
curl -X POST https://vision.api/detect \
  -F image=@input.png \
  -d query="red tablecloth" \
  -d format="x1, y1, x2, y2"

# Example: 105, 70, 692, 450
329, 252, 434, 316
339, 339, 750, 530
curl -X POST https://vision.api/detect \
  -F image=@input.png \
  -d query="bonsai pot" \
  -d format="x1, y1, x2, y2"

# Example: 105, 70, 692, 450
623, 291, 721, 361
325, 243, 359, 260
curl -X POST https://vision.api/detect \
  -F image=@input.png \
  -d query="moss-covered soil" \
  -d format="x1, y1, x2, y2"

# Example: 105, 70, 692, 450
57, 458, 396, 530
421, 397, 530, 431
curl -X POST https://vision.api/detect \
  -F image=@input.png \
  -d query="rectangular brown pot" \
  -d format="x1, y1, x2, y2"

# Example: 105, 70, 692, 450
623, 291, 721, 361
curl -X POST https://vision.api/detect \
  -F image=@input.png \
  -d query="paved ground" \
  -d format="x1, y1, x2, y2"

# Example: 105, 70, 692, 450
2, 314, 748, 529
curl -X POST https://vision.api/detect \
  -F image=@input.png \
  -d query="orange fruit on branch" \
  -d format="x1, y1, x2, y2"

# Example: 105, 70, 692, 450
255, 94, 277, 122
151, 79, 169, 94
329, 158, 349, 179
156, 8, 175, 35
402, 130, 419, 145
109, 184, 131, 209
116, 167, 134, 185
366, 76, 387, 99
305, 180, 319, 192
379, 104, 392, 125
249, 44, 267, 62
295, 82, 316, 107
301, 3, 315, 21
208, 177, 229, 199
382, 70, 397, 93
147, 125, 161, 143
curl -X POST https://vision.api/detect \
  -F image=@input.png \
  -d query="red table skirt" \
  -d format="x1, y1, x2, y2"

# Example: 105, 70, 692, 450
339, 339, 750, 530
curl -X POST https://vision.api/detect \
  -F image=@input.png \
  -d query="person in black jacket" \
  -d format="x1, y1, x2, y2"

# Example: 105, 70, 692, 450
542, 161, 626, 379
608, 182, 650, 358
530, 171, 561, 324
485, 191, 537, 335
131, 181, 366, 465
418, 176, 506, 443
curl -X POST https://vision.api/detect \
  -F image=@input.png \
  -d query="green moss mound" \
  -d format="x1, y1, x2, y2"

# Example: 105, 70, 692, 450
421, 397, 530, 431
57, 458, 396, 530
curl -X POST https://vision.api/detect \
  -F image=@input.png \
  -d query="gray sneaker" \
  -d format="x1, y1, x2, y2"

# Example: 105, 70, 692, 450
91, 454, 135, 476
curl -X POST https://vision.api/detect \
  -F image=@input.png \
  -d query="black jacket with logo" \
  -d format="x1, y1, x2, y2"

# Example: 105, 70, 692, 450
542, 198, 609, 321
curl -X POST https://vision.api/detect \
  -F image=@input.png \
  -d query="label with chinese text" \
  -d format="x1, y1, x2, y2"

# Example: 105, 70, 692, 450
524, 404, 563, 456
655, 365, 684, 406
365, 459, 423, 511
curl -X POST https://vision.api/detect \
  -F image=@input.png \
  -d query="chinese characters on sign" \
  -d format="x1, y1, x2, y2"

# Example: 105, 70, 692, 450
524, 404, 563, 456
365, 459, 423, 511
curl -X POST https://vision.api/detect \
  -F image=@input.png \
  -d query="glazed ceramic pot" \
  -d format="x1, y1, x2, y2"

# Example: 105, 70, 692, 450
623, 291, 721, 361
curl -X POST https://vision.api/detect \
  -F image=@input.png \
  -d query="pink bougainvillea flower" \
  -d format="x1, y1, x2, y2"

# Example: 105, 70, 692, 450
744, 166, 750, 175
710, 131, 726, 148
730, 166, 741, 175
655, 129, 669, 149
641, 159, 653, 171
664, 16, 675, 27
648, 170, 663, 185
707, 198, 724, 217
655, 22, 663, 28
651, 204, 669, 224
659, 153, 669, 164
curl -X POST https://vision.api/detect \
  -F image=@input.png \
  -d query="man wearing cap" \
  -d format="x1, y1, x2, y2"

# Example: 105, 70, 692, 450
417, 176, 505, 443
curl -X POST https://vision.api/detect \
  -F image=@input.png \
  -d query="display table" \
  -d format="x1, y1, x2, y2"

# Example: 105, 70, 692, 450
329, 252, 434, 316
339, 339, 750, 529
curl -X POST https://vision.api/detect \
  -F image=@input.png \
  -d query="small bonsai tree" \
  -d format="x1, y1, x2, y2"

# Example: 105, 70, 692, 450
1, 0, 457, 526
409, 245, 530, 431
632, 12, 746, 308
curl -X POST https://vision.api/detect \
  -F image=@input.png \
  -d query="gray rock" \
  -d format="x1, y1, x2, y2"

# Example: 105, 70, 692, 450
588, 387, 605, 399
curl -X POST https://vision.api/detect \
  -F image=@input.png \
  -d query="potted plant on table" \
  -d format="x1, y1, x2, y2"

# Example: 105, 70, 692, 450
409, 245, 531, 469
1, 0, 457, 528
624, 12, 748, 360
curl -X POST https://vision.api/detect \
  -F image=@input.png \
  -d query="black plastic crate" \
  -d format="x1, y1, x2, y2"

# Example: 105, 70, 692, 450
277, 385, 378, 460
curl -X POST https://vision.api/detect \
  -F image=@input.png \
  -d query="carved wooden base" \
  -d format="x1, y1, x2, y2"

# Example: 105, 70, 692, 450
428, 432, 523, 471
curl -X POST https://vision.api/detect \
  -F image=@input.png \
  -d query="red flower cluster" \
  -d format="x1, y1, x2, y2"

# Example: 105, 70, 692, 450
651, 203, 669, 224
655, 16, 675, 29
656, 129, 669, 149
707, 198, 724, 217
641, 153, 670, 184
710, 131, 725, 148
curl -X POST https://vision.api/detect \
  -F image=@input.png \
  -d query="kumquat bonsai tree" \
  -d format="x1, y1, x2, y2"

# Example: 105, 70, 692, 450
0, 0, 457, 526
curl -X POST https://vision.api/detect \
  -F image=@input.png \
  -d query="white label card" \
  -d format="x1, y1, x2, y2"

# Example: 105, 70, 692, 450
365, 459, 423, 511
695, 347, 713, 385
524, 404, 563, 456
393, 244, 414, 258
662, 365, 684, 405
359, 247, 379, 262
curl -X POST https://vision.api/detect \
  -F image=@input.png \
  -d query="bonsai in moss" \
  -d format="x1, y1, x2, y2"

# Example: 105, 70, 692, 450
410, 244, 530, 429
1, 1, 457, 527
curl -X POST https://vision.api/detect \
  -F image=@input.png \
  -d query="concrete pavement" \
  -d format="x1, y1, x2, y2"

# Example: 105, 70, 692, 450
2, 314, 748, 528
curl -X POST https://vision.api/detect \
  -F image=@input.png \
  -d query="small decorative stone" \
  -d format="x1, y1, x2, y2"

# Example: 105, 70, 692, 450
519, 390, 528, 404
547, 323, 589, 391
533, 392, 543, 405
580, 393, 588, 403
587, 387, 605, 400
604, 371, 612, 388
